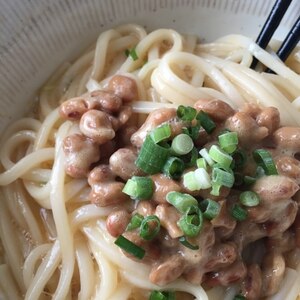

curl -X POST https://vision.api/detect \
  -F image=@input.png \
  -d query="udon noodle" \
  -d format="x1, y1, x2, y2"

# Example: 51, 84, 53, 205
0, 23, 300, 300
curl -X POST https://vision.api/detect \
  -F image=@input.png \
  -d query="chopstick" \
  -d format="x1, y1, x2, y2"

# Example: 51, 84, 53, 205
273, 16, 300, 62
250, 0, 293, 69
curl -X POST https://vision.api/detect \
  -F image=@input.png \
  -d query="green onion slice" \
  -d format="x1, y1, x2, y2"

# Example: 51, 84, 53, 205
183, 171, 200, 191
233, 295, 246, 300
114, 235, 145, 259
171, 134, 194, 155
212, 165, 235, 188
125, 48, 138, 60
239, 191, 260, 207
136, 135, 170, 174
200, 199, 221, 220
210, 182, 222, 196
218, 131, 238, 154
231, 204, 248, 221
183, 147, 198, 168
231, 149, 247, 170
177, 205, 203, 237
139, 215, 160, 240
149, 290, 176, 300
179, 236, 199, 250
126, 213, 144, 231
199, 148, 215, 166
209, 145, 233, 169
177, 105, 197, 121
196, 157, 207, 170
196, 110, 216, 133
166, 191, 198, 213
182, 124, 201, 140
194, 168, 212, 189
122, 176, 154, 200
253, 149, 278, 175
163, 157, 185, 179
150, 124, 171, 144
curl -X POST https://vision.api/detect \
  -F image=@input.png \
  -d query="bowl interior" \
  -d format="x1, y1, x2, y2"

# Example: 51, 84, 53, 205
0, 0, 299, 132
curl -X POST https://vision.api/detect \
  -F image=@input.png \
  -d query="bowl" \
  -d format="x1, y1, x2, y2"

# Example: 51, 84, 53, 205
0, 0, 299, 132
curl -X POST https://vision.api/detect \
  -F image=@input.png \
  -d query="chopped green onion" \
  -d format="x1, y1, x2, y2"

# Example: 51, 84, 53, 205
125, 48, 138, 60
163, 157, 185, 179
177, 105, 197, 121
231, 204, 248, 221
231, 149, 247, 170
136, 135, 170, 174
200, 199, 220, 220
212, 166, 235, 188
126, 213, 144, 231
209, 145, 233, 169
194, 168, 212, 189
199, 148, 215, 166
253, 149, 278, 175
150, 124, 171, 143
182, 124, 201, 140
114, 235, 145, 259
210, 182, 222, 196
177, 205, 203, 237
183, 171, 200, 191
122, 176, 154, 200
183, 168, 212, 191
171, 134, 194, 155
184, 147, 198, 168
149, 290, 176, 300
196, 110, 216, 133
239, 191, 260, 207
218, 131, 238, 154
140, 215, 160, 240
179, 236, 199, 250
166, 192, 198, 213
196, 157, 207, 170
233, 295, 246, 300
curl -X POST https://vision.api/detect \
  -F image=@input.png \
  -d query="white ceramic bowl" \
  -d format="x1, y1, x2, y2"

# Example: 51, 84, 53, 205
0, 0, 299, 132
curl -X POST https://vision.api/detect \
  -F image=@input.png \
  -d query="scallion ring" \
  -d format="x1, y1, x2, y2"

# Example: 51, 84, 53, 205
218, 131, 238, 154
196, 110, 216, 133
122, 176, 154, 200
177, 205, 203, 237
253, 149, 278, 175
231, 149, 247, 170
177, 105, 197, 121
135, 135, 170, 174
149, 290, 176, 300
200, 199, 221, 220
171, 133, 194, 155
239, 191, 260, 207
212, 165, 235, 188
163, 157, 185, 179
114, 235, 145, 259
199, 148, 215, 167
209, 145, 233, 169
231, 204, 248, 221
139, 215, 161, 240
126, 213, 144, 231
166, 191, 198, 213
150, 124, 171, 144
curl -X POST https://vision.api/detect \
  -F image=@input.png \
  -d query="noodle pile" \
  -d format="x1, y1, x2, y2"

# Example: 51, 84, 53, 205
0, 24, 300, 300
